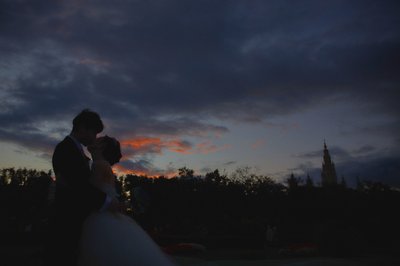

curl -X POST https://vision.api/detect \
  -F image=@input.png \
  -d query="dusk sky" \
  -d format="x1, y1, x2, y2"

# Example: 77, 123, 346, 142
1, 0, 399, 186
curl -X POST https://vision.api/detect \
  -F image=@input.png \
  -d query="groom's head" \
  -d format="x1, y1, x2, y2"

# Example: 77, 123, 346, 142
71, 109, 104, 146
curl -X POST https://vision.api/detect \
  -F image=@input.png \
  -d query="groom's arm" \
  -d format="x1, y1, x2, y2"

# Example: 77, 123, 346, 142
53, 140, 107, 211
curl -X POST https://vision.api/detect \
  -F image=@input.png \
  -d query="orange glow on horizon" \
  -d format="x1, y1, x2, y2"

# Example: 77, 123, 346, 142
116, 136, 230, 177
113, 164, 176, 178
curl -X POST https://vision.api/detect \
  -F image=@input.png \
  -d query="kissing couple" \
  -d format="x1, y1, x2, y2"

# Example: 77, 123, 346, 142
45, 109, 175, 266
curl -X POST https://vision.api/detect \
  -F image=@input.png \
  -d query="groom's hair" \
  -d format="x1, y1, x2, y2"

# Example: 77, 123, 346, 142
72, 109, 104, 133
102, 136, 122, 166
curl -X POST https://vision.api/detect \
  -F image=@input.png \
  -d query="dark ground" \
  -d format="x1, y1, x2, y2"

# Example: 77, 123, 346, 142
1, 240, 399, 266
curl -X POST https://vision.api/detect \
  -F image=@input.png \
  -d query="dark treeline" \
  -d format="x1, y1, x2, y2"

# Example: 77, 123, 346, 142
1, 166, 400, 256
125, 168, 400, 255
0, 168, 53, 239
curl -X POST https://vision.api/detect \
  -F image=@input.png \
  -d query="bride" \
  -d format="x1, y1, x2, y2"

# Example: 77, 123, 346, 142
78, 136, 176, 266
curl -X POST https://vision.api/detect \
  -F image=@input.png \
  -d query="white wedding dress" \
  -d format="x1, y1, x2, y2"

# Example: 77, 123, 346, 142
78, 160, 176, 266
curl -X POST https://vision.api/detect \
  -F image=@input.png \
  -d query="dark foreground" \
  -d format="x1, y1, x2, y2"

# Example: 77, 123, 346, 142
1, 242, 399, 266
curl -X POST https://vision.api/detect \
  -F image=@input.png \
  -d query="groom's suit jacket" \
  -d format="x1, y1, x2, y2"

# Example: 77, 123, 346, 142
52, 136, 106, 232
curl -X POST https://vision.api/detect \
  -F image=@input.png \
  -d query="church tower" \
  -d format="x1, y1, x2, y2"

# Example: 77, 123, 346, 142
321, 141, 338, 187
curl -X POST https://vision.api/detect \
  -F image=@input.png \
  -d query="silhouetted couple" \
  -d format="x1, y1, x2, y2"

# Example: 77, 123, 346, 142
45, 109, 175, 266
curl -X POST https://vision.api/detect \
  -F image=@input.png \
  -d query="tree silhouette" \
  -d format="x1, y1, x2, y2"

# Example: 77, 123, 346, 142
305, 174, 314, 188
205, 169, 227, 184
340, 175, 347, 189
178, 167, 194, 178
286, 173, 301, 191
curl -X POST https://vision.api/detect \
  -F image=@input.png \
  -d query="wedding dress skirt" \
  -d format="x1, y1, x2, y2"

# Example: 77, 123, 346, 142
78, 211, 176, 266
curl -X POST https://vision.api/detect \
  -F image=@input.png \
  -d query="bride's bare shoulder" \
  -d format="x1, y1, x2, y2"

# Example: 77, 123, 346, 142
91, 160, 115, 185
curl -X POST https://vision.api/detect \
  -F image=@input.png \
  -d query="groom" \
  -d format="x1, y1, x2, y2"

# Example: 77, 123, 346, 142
46, 109, 119, 266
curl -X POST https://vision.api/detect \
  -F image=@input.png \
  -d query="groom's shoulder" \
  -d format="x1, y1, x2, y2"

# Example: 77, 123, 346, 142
53, 137, 76, 163
54, 136, 74, 151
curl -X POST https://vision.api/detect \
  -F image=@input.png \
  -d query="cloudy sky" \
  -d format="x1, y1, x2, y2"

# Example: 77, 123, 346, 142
1, 0, 399, 186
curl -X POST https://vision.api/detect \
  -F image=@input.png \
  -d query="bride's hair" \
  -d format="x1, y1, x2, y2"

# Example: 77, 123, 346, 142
102, 136, 122, 166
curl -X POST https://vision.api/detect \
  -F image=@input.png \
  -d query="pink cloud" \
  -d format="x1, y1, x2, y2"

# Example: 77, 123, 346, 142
196, 141, 231, 154
120, 136, 192, 157
251, 139, 266, 150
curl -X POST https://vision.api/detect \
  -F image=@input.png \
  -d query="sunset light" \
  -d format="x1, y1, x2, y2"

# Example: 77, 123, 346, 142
1, 1, 400, 264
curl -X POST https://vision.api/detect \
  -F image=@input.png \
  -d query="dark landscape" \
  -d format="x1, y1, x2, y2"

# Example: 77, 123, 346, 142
1, 164, 399, 265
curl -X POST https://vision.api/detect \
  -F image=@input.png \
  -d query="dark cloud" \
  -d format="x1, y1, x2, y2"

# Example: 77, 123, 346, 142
337, 155, 400, 187
223, 161, 237, 166
1, 0, 400, 171
0, 126, 56, 156
352, 145, 376, 155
